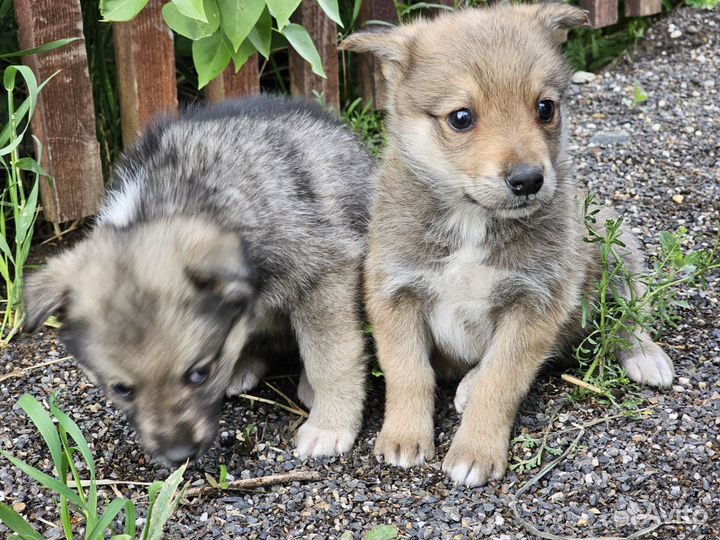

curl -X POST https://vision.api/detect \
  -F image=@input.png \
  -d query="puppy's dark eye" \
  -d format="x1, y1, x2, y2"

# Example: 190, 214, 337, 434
111, 383, 134, 400
447, 108, 475, 132
187, 365, 211, 387
537, 100, 555, 123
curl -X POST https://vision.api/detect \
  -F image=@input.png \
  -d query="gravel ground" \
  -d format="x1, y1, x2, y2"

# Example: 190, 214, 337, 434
2, 6, 719, 539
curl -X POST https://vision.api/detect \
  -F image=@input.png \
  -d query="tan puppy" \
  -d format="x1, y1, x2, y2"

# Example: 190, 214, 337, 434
341, 4, 674, 486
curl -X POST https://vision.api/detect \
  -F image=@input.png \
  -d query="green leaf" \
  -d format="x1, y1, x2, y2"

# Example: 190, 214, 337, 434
0, 38, 79, 60
100, 0, 150, 21
13, 157, 50, 178
281, 23, 326, 78
0, 503, 43, 540
265, 0, 302, 29
218, 464, 229, 489
192, 30, 232, 88
1, 69, 58, 158
204, 473, 219, 489
172, 0, 208, 22
217, 0, 265, 51
317, 0, 343, 27
145, 465, 187, 540
50, 401, 96, 478
17, 395, 63, 477
0, 233, 16, 267
366, 524, 398, 540
162, 0, 220, 39
15, 176, 40, 247
247, 7, 272, 58
230, 39, 257, 71
87, 499, 136, 540
0, 450, 83, 507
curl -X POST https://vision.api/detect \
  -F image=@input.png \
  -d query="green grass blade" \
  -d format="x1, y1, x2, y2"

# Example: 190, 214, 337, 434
17, 394, 63, 477
86, 498, 136, 540
0, 502, 44, 540
140, 481, 165, 540
0, 38, 80, 60
0, 450, 83, 507
144, 465, 187, 540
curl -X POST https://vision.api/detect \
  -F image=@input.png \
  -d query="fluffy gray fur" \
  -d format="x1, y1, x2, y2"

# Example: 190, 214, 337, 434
24, 96, 374, 464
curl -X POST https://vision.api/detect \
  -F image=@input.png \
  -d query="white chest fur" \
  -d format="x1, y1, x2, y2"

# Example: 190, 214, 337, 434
427, 245, 505, 363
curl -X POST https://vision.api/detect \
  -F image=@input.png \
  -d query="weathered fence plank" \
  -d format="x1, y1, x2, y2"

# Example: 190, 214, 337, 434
289, 0, 340, 110
625, 0, 662, 17
580, 0, 618, 28
206, 55, 261, 103
357, 0, 397, 109
113, 0, 177, 147
14, 0, 104, 223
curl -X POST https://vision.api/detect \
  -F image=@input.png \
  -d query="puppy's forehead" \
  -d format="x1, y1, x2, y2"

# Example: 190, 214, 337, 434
404, 11, 569, 106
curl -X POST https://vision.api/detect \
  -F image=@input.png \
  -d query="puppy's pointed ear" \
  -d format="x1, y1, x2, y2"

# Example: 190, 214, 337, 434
340, 27, 414, 110
536, 3, 590, 31
339, 28, 409, 63
24, 250, 82, 331
180, 225, 255, 305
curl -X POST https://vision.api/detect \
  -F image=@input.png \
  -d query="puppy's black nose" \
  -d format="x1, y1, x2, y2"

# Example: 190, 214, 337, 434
506, 165, 544, 196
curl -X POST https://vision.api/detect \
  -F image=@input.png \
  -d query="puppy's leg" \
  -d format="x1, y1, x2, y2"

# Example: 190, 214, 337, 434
297, 367, 315, 409
371, 294, 435, 467
291, 269, 366, 457
617, 330, 674, 388
226, 356, 268, 396
442, 308, 560, 487
454, 364, 482, 414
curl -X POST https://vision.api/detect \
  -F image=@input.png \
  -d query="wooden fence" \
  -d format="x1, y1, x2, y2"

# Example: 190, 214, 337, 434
13, 0, 662, 224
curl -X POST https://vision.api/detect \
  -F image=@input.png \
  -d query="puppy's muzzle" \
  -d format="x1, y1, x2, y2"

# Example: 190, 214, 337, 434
505, 165, 544, 196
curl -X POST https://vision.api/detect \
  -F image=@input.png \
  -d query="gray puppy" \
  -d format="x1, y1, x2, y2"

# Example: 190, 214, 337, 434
25, 96, 374, 464
342, 4, 674, 487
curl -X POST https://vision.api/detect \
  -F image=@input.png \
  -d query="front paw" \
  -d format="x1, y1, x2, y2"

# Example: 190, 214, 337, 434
295, 421, 356, 457
374, 423, 434, 467
620, 341, 674, 388
442, 429, 508, 487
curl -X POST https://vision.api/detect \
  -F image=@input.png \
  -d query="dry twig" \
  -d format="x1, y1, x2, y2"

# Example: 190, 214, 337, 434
184, 470, 320, 499
0, 356, 71, 383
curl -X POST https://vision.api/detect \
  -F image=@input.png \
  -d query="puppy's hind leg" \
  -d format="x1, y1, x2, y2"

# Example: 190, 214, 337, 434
290, 268, 366, 458
226, 356, 268, 396
617, 330, 674, 388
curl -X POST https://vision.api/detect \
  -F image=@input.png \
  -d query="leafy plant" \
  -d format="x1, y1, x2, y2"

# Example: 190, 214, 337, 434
0, 39, 76, 343
574, 196, 720, 394
684, 0, 720, 9
0, 394, 187, 540
365, 524, 398, 540
99, 0, 341, 88
342, 97, 385, 157
509, 433, 563, 474
631, 81, 648, 107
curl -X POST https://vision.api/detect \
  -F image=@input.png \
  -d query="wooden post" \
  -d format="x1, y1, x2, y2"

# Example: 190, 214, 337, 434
357, 0, 397, 109
625, 0, 662, 17
113, 0, 177, 147
14, 0, 104, 223
289, 0, 340, 110
206, 55, 260, 103
580, 0, 618, 28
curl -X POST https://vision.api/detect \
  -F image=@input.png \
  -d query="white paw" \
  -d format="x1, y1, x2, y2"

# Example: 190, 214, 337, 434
454, 377, 472, 414
374, 427, 434, 467
441, 432, 507, 487
297, 370, 315, 409
226, 359, 267, 397
295, 422, 356, 458
620, 341, 674, 388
